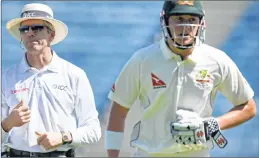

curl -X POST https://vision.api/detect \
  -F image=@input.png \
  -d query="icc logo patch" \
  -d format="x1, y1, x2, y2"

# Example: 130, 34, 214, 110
52, 84, 67, 91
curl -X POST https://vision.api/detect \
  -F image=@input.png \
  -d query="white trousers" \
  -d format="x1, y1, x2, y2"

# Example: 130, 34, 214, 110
132, 148, 210, 157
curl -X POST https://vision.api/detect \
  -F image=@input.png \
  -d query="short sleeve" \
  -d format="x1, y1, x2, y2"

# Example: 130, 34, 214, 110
108, 53, 141, 109
218, 56, 254, 106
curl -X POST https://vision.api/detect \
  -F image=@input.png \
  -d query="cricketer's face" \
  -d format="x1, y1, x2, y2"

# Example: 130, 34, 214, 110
168, 15, 200, 46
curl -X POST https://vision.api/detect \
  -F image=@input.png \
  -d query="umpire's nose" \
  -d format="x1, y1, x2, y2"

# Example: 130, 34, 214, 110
26, 27, 35, 37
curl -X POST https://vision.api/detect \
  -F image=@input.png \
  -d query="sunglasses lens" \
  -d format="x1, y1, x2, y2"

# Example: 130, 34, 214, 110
19, 25, 45, 33
31, 25, 44, 31
19, 26, 29, 33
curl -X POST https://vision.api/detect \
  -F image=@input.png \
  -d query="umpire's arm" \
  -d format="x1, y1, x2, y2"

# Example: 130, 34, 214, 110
70, 70, 102, 146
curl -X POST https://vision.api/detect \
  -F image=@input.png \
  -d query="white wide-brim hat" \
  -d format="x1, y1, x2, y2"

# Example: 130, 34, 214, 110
6, 3, 68, 45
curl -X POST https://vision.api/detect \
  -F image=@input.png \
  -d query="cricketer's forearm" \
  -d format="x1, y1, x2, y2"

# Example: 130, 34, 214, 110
216, 99, 256, 130
107, 101, 129, 158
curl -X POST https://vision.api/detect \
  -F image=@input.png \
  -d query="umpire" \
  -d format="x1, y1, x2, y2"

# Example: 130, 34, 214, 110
1, 3, 101, 157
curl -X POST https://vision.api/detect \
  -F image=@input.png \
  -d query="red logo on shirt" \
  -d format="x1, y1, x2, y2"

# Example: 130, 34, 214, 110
151, 73, 166, 89
111, 84, 115, 92
11, 88, 29, 94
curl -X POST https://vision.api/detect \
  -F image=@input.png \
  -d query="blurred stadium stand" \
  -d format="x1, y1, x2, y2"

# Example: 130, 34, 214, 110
2, 1, 258, 157
211, 1, 259, 156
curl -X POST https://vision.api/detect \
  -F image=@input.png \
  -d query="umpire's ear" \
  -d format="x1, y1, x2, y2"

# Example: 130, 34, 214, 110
49, 30, 55, 43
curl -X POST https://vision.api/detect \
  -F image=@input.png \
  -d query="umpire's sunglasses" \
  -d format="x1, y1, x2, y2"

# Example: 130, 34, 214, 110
19, 25, 47, 33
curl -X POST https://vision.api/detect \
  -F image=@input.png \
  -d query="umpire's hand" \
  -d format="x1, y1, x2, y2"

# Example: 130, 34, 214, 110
36, 131, 63, 151
1, 100, 31, 132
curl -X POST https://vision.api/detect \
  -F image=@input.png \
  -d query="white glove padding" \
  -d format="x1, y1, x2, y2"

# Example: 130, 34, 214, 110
171, 118, 208, 145
171, 110, 228, 149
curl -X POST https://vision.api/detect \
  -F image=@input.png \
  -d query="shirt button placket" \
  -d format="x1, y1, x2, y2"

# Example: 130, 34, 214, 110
35, 73, 42, 91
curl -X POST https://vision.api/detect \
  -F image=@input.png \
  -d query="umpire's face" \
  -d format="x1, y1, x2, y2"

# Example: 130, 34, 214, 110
19, 19, 55, 53
168, 15, 200, 46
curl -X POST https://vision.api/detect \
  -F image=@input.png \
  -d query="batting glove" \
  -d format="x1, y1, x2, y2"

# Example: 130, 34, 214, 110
171, 116, 228, 148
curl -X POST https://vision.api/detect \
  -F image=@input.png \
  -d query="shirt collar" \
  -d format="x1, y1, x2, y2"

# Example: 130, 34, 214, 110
187, 47, 202, 63
19, 54, 31, 73
18, 50, 61, 73
46, 51, 61, 73
160, 38, 181, 61
159, 38, 202, 63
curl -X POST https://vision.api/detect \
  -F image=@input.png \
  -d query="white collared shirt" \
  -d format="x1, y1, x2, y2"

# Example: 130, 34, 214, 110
1, 51, 101, 152
108, 38, 254, 154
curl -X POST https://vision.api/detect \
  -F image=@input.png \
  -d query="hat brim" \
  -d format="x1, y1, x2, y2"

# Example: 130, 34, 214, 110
6, 17, 68, 45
